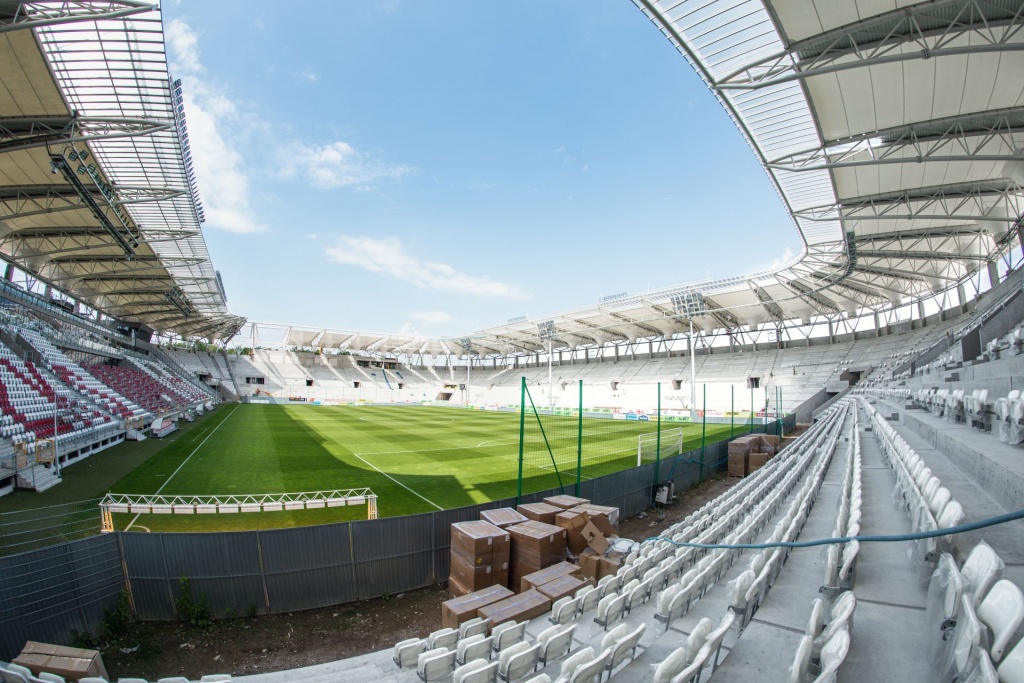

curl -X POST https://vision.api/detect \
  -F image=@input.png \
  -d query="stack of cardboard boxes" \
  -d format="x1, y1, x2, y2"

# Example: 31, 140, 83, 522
441, 496, 624, 627
507, 520, 568, 591
728, 434, 783, 477
448, 520, 511, 597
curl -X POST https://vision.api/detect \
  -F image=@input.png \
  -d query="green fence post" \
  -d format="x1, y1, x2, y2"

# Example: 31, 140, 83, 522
780, 386, 784, 438
654, 382, 662, 488
730, 385, 734, 441
517, 376, 525, 505
575, 380, 583, 496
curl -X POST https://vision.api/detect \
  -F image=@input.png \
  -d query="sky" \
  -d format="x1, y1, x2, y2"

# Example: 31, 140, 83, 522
162, 0, 801, 338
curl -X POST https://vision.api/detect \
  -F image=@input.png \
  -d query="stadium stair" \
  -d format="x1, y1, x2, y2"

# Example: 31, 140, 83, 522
15, 463, 60, 492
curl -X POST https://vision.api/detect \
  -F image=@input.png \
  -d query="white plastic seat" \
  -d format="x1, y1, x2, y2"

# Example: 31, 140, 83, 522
577, 585, 601, 614
393, 634, 430, 667
998, 637, 1024, 683
595, 593, 626, 630
427, 627, 459, 651
789, 635, 813, 683
37, 674, 67, 683
567, 649, 611, 683
458, 634, 495, 666
0, 664, 33, 683
977, 580, 1024, 662
813, 628, 850, 682
538, 623, 576, 666
419, 647, 457, 682
552, 647, 594, 683
498, 641, 540, 683
492, 621, 527, 654
962, 542, 1003, 607
461, 617, 490, 640
605, 622, 646, 673
454, 659, 499, 683
522, 676, 551, 683
550, 596, 578, 625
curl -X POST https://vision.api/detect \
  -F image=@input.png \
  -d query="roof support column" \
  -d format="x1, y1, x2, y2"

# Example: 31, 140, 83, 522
987, 261, 1000, 292
828, 320, 834, 344
874, 312, 880, 338
918, 300, 927, 328
958, 282, 969, 314
3, 263, 12, 281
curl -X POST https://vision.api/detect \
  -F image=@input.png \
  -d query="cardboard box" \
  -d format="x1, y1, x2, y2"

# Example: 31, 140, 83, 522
569, 506, 617, 537
576, 503, 620, 528
480, 507, 529, 529
441, 584, 515, 628
508, 521, 568, 590
761, 434, 781, 448
556, 510, 590, 555
597, 554, 623, 579
580, 521, 610, 554
749, 452, 769, 473
14, 642, 108, 682
520, 561, 584, 592
448, 574, 472, 599
477, 589, 552, 627
535, 574, 595, 603
451, 520, 510, 567
728, 452, 748, 477
578, 548, 602, 579
517, 502, 562, 525
450, 557, 495, 590
542, 494, 590, 510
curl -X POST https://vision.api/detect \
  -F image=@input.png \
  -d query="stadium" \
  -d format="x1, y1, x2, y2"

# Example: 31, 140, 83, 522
0, 0, 1023, 682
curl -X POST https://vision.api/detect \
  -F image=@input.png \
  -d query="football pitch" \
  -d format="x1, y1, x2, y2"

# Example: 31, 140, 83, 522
106, 403, 735, 532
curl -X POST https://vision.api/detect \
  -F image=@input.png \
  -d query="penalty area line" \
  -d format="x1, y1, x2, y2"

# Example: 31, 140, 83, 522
124, 404, 239, 532
349, 451, 444, 511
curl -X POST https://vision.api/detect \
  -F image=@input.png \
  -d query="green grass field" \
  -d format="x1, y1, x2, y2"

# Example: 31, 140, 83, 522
92, 403, 732, 532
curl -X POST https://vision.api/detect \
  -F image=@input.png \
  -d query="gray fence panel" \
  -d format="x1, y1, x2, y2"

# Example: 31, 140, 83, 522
622, 464, 657, 518
588, 470, 626, 511
0, 534, 123, 660
351, 514, 434, 600
121, 533, 176, 621
160, 532, 265, 619
259, 524, 355, 613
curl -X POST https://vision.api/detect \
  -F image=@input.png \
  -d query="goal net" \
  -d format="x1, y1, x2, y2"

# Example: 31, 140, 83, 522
637, 427, 684, 467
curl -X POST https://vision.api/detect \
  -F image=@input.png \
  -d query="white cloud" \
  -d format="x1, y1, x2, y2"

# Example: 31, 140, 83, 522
325, 235, 527, 299
281, 141, 413, 190
410, 310, 453, 324
295, 69, 319, 83
305, 233, 318, 240
166, 19, 266, 234
769, 246, 797, 270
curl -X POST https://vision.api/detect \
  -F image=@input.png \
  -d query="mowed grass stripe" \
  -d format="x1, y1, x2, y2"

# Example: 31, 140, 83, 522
107, 405, 741, 533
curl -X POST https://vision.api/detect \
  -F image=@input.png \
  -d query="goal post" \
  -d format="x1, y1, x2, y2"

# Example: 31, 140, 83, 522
637, 427, 684, 467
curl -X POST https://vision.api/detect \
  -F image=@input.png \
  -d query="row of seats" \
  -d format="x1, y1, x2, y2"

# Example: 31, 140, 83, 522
788, 406, 862, 682
645, 403, 853, 682
859, 396, 1024, 682
861, 397, 966, 567
0, 663, 230, 683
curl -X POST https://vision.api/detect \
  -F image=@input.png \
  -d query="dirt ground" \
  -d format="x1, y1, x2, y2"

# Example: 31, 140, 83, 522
101, 429, 805, 680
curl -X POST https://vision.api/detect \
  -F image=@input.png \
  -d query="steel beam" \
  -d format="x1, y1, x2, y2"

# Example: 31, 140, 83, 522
0, 1, 154, 34
715, 0, 1024, 90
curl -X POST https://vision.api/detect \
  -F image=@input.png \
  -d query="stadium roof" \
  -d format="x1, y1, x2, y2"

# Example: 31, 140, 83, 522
0, 1, 244, 340
250, 0, 1024, 357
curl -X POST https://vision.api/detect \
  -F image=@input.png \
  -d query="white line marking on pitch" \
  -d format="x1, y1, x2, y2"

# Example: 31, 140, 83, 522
124, 404, 239, 532
348, 451, 444, 510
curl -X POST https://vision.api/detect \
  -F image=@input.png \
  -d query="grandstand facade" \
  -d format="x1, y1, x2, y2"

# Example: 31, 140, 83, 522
0, 1, 1023, 682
